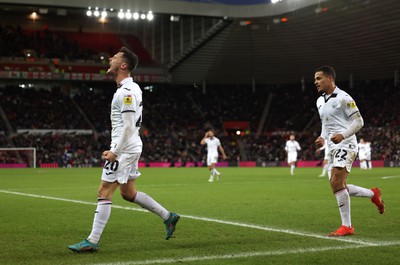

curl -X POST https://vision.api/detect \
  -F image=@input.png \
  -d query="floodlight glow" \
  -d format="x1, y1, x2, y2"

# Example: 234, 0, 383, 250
125, 10, 132, 19
271, 0, 282, 3
133, 12, 139, 20
86, 10, 92, 16
30, 12, 38, 19
118, 9, 124, 19
147, 11, 153, 21
101, 10, 107, 18
94, 8, 100, 17
140, 13, 146, 19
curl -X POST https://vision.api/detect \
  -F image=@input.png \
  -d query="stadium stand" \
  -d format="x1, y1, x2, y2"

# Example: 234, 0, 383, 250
0, 25, 154, 73
1, 80, 399, 167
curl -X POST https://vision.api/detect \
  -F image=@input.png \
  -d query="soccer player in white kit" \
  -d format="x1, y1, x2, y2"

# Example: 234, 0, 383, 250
317, 143, 329, 177
68, 47, 180, 252
358, 138, 372, 170
200, 130, 227, 182
285, 134, 301, 175
314, 66, 384, 236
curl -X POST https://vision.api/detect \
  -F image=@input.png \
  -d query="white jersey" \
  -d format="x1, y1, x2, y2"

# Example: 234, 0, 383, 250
110, 77, 143, 154
205, 137, 221, 156
285, 140, 301, 154
316, 86, 359, 152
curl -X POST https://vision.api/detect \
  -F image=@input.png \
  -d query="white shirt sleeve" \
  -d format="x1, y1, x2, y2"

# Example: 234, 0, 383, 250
341, 112, 364, 139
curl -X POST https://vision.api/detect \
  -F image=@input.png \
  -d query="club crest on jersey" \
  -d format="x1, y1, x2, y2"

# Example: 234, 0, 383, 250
124, 95, 132, 105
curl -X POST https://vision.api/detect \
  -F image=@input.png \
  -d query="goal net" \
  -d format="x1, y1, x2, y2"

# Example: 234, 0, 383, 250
0, 147, 37, 168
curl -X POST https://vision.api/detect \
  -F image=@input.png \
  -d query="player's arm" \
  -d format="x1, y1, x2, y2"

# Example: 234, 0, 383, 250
200, 132, 209, 145
104, 112, 134, 162
315, 124, 327, 149
331, 112, 364, 144
218, 145, 227, 160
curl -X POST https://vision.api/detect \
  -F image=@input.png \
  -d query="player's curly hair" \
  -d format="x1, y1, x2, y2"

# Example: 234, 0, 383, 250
119, 46, 139, 72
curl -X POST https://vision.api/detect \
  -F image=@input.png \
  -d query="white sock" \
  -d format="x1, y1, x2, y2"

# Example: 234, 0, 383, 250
335, 189, 351, 227
367, 161, 372, 169
214, 168, 220, 175
290, 164, 295, 174
360, 161, 366, 169
134, 191, 170, 220
88, 198, 112, 243
209, 170, 214, 179
347, 184, 374, 197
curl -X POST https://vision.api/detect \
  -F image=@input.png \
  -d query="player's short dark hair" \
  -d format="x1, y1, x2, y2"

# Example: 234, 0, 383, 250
119, 46, 139, 72
315, 66, 336, 80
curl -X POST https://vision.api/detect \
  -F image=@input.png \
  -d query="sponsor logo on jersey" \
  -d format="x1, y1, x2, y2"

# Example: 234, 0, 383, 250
124, 95, 132, 105
349, 101, 357, 108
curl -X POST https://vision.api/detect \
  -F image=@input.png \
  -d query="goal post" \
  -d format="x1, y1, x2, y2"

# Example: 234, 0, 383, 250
0, 147, 37, 168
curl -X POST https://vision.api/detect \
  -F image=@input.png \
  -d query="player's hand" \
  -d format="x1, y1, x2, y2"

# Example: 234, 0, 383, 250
331, 134, 344, 144
102, 150, 117, 162
222, 155, 227, 160
315, 137, 325, 149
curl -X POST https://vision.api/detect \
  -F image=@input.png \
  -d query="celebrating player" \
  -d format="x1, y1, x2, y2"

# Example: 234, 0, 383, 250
285, 134, 301, 175
314, 66, 384, 237
68, 47, 180, 253
200, 130, 227, 182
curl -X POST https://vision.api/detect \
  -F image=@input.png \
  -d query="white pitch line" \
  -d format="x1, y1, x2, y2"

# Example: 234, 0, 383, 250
0, 190, 382, 246
91, 242, 400, 265
381, 175, 400, 179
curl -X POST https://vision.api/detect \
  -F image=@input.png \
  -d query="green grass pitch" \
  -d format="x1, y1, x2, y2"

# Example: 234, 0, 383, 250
1, 167, 399, 265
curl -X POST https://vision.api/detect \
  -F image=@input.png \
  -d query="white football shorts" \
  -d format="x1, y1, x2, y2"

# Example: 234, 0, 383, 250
101, 153, 141, 184
287, 152, 297, 163
207, 154, 218, 166
328, 148, 357, 179
358, 151, 367, 160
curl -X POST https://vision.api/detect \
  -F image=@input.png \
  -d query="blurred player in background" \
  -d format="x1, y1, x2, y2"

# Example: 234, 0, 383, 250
200, 130, 227, 182
68, 47, 180, 253
317, 143, 329, 177
314, 66, 384, 237
358, 138, 372, 170
285, 134, 301, 175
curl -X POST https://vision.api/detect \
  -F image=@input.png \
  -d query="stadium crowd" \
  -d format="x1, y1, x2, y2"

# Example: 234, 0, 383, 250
0, 79, 399, 167
1, 25, 101, 61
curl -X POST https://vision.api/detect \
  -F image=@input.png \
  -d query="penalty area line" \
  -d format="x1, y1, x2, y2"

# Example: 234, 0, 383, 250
91, 242, 400, 265
0, 189, 383, 246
